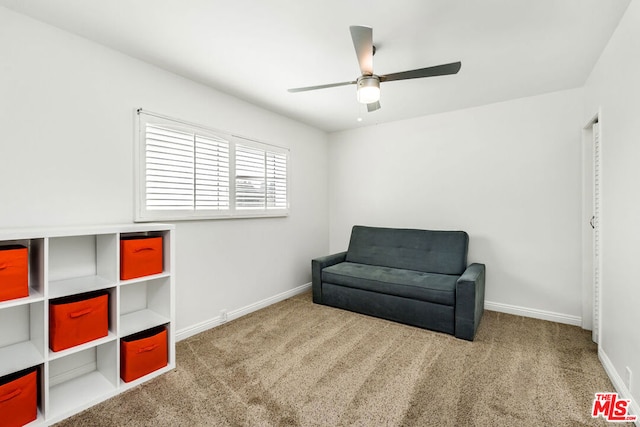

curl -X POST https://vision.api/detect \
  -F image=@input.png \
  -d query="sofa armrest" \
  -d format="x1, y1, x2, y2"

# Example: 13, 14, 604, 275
311, 252, 347, 303
455, 263, 486, 341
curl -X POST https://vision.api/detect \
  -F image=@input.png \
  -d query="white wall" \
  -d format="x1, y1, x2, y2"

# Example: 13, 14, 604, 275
0, 7, 329, 333
329, 88, 584, 321
584, 0, 640, 411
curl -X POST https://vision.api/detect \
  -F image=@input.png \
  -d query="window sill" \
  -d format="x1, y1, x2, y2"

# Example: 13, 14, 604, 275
135, 210, 289, 223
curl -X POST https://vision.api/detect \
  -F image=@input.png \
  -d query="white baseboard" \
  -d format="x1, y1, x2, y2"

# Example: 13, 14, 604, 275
484, 300, 582, 327
176, 282, 311, 341
599, 348, 640, 426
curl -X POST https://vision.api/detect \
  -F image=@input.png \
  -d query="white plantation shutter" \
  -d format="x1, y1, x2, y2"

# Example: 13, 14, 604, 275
266, 151, 287, 209
235, 144, 288, 210
136, 110, 288, 221
144, 125, 230, 212
195, 135, 230, 210
145, 125, 195, 210
236, 145, 266, 209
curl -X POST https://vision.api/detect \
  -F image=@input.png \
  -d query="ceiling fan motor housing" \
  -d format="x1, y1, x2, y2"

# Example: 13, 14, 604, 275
356, 75, 380, 104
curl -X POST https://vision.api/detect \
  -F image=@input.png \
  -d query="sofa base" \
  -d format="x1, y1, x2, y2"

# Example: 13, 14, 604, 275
320, 282, 455, 336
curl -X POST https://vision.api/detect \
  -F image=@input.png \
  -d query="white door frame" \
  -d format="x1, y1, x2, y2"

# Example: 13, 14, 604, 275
581, 111, 602, 344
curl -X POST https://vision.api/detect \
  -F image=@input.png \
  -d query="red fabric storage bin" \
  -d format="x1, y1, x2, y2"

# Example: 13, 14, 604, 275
49, 291, 109, 352
0, 368, 37, 427
121, 326, 168, 383
0, 246, 28, 303
120, 237, 163, 280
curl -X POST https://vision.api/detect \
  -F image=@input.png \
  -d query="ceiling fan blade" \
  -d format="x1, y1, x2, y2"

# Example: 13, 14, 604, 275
367, 101, 381, 112
379, 61, 461, 82
349, 25, 374, 75
287, 80, 356, 93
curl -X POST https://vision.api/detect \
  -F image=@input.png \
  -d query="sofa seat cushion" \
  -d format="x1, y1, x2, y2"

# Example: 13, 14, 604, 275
345, 226, 469, 275
322, 262, 457, 306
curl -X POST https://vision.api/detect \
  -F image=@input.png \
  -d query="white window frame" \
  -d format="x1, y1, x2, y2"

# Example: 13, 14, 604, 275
135, 109, 290, 222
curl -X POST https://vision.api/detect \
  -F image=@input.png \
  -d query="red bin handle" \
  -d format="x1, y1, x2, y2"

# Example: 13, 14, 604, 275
69, 308, 93, 318
0, 263, 7, 270
0, 388, 22, 402
138, 344, 158, 353
133, 247, 155, 253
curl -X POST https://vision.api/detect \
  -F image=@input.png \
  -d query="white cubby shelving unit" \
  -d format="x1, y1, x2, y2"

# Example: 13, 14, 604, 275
0, 223, 175, 426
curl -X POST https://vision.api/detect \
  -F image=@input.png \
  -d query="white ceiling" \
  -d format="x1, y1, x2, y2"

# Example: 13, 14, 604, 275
0, 0, 631, 132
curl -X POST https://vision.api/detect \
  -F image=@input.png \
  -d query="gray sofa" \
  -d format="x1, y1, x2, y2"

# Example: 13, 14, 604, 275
312, 225, 485, 341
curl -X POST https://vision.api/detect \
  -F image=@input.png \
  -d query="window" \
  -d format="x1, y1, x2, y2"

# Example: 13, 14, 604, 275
136, 110, 289, 221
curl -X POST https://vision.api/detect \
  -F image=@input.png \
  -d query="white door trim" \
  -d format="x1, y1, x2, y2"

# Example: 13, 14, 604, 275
581, 111, 602, 344
591, 120, 602, 344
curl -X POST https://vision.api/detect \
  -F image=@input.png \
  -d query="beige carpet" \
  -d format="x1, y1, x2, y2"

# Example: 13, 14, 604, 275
55, 292, 628, 426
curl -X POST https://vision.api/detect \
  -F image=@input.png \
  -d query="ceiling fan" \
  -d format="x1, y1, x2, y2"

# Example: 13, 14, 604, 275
288, 25, 461, 112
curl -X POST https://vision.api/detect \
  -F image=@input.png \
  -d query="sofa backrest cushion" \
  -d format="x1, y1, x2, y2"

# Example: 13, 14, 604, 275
345, 226, 469, 275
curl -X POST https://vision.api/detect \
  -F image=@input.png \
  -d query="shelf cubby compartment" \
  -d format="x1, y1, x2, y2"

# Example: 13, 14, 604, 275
48, 287, 118, 360
120, 277, 170, 337
119, 325, 169, 387
48, 340, 118, 421
0, 238, 45, 306
0, 302, 45, 378
0, 364, 43, 427
119, 229, 172, 280
48, 234, 117, 298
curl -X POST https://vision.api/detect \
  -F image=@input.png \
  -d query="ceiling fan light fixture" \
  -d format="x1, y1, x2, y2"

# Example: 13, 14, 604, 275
356, 75, 380, 104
